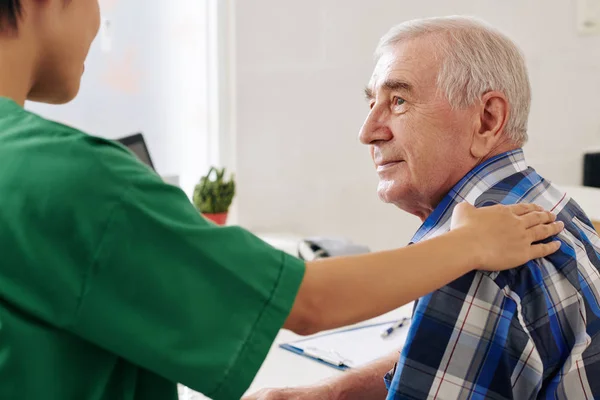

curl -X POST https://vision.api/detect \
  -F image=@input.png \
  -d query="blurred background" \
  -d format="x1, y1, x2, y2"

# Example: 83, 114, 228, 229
26, 0, 600, 251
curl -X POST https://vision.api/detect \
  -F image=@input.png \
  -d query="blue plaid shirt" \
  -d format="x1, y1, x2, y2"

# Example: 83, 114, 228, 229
385, 149, 600, 400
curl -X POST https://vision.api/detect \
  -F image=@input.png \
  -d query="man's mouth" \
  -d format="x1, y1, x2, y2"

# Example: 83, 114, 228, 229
376, 161, 404, 172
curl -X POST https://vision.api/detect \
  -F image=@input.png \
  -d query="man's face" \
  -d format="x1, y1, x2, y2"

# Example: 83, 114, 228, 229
28, 0, 101, 104
359, 37, 479, 220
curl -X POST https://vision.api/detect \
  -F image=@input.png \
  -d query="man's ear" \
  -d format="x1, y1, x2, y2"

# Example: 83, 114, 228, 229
470, 91, 509, 159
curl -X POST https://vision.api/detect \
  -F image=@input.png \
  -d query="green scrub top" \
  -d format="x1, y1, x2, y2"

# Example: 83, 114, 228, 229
0, 97, 306, 400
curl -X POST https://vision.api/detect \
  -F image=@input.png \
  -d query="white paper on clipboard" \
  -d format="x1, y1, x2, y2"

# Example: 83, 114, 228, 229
280, 319, 411, 369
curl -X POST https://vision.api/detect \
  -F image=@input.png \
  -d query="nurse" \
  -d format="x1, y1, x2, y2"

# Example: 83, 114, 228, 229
0, 1, 563, 400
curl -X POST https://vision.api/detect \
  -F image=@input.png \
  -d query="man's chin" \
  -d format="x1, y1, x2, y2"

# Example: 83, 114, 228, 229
377, 185, 407, 205
377, 185, 434, 220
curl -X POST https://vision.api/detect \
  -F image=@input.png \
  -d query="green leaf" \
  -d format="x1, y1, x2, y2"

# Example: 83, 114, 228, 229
193, 166, 236, 213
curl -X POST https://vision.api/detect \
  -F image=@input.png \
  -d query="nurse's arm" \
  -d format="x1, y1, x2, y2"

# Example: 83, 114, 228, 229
284, 203, 563, 335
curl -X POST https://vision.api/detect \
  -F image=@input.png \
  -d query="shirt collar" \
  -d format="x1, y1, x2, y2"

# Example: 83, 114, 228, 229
410, 149, 528, 244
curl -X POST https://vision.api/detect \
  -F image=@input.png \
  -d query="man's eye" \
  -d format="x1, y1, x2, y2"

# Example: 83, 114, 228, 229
393, 97, 405, 106
369, 102, 375, 110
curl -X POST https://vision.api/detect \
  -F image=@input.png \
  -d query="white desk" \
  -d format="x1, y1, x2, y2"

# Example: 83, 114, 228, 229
245, 232, 341, 392
243, 233, 412, 395
181, 303, 412, 400
245, 303, 413, 396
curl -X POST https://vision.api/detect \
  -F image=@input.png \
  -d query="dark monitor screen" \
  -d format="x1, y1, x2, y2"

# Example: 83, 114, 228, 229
117, 133, 155, 170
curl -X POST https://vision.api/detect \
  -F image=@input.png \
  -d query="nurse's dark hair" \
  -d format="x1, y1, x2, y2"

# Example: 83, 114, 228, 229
0, 0, 22, 32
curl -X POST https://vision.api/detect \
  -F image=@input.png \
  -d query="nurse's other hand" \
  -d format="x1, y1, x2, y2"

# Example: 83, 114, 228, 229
242, 385, 334, 400
451, 202, 564, 271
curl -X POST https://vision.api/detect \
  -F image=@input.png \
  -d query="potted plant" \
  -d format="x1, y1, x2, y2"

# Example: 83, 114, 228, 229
193, 166, 235, 226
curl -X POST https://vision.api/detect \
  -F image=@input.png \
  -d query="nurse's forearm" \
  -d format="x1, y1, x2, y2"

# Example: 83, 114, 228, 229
284, 228, 477, 335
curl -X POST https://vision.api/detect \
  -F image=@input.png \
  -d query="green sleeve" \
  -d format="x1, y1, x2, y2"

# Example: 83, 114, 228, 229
70, 167, 305, 399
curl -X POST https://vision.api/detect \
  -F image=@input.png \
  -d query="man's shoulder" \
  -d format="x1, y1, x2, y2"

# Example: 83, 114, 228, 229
474, 167, 550, 207
473, 168, 597, 242
475, 169, 600, 291
474, 166, 596, 239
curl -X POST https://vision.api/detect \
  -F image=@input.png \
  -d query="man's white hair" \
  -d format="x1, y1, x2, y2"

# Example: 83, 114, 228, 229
376, 16, 531, 144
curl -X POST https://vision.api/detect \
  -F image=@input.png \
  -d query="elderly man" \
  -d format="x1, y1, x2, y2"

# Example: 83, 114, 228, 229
245, 16, 600, 400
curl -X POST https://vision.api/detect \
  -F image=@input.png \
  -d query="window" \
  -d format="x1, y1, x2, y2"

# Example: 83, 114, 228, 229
26, 0, 230, 198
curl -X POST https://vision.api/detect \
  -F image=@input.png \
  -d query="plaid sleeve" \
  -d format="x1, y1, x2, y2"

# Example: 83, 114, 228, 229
385, 271, 543, 400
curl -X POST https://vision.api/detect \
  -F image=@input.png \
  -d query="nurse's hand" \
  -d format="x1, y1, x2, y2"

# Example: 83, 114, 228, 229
451, 202, 564, 271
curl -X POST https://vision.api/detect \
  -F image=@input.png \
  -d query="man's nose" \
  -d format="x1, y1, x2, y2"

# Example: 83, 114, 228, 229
358, 107, 393, 145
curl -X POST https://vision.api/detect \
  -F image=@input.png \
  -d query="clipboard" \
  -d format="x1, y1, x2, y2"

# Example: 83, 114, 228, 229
279, 319, 411, 371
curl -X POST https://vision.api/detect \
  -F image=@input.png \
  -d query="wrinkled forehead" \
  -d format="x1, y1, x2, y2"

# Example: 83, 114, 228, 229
368, 38, 440, 94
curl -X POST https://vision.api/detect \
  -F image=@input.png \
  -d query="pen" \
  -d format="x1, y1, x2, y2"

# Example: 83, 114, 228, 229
381, 317, 410, 338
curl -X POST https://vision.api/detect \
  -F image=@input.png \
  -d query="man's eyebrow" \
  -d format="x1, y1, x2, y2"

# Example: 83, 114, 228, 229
382, 79, 413, 93
364, 79, 413, 101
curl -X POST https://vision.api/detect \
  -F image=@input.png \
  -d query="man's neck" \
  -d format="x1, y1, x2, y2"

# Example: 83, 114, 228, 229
477, 140, 520, 170
417, 143, 522, 222
0, 35, 36, 106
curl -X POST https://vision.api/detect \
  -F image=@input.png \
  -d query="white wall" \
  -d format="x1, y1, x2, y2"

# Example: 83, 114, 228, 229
27, 0, 214, 197
233, 0, 600, 251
